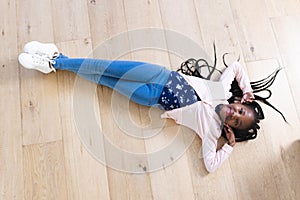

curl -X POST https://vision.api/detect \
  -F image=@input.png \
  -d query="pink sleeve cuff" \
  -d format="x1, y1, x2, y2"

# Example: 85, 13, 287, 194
222, 144, 234, 154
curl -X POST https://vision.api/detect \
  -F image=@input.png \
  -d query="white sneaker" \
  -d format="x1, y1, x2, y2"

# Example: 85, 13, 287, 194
18, 53, 56, 74
23, 41, 59, 59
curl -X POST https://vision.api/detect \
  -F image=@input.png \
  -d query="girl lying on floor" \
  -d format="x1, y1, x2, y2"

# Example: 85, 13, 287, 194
18, 41, 286, 172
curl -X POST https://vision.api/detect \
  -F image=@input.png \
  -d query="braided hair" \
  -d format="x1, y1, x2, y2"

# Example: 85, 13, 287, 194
177, 43, 287, 142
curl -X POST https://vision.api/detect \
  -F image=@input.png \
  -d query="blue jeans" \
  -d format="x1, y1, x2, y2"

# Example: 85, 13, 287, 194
53, 54, 171, 106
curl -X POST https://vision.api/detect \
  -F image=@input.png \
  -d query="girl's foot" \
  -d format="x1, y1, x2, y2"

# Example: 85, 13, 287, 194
23, 41, 60, 59
18, 53, 56, 74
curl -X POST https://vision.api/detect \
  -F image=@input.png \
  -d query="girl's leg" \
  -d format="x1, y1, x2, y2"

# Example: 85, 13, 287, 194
97, 76, 164, 106
54, 54, 169, 82
53, 54, 171, 106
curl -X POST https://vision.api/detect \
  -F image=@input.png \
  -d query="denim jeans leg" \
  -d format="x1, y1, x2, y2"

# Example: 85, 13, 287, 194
53, 55, 171, 106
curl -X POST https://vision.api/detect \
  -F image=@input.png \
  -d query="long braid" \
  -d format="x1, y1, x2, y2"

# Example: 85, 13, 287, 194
177, 42, 222, 80
229, 68, 288, 123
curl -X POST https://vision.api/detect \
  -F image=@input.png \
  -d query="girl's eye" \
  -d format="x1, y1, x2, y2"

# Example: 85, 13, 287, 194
239, 108, 243, 114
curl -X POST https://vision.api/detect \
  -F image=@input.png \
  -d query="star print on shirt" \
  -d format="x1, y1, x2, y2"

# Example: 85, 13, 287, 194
158, 71, 201, 110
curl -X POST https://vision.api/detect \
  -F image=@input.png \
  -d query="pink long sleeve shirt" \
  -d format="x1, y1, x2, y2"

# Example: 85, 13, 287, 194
161, 61, 253, 172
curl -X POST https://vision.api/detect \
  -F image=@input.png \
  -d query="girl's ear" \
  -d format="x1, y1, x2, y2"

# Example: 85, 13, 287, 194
251, 101, 265, 120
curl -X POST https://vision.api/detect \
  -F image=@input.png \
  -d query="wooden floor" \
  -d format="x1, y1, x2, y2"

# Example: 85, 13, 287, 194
1, 0, 300, 199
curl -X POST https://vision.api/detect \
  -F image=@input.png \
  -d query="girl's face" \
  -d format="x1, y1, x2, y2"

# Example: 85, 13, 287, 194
216, 103, 255, 130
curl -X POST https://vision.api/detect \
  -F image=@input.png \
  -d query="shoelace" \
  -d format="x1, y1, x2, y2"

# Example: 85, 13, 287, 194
31, 54, 56, 72
33, 49, 59, 66
35, 50, 59, 59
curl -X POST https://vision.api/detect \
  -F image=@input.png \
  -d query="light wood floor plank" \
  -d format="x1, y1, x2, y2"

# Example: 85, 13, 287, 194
89, 1, 153, 199
97, 89, 153, 200
23, 142, 67, 200
56, 40, 110, 200
159, 0, 203, 70
195, 0, 245, 69
51, 0, 91, 41
229, 0, 280, 61
271, 15, 300, 120
16, 0, 62, 145
0, 0, 24, 199
264, 0, 300, 18
245, 59, 300, 200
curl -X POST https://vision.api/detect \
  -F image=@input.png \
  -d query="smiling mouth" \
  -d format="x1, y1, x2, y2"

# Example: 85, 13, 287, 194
215, 104, 232, 123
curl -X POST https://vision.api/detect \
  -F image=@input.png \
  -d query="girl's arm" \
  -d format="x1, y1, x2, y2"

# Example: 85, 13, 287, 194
219, 61, 254, 101
202, 131, 233, 173
161, 102, 234, 173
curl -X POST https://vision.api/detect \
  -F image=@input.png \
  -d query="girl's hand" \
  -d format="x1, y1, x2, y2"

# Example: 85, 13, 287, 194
224, 124, 235, 147
241, 92, 254, 103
